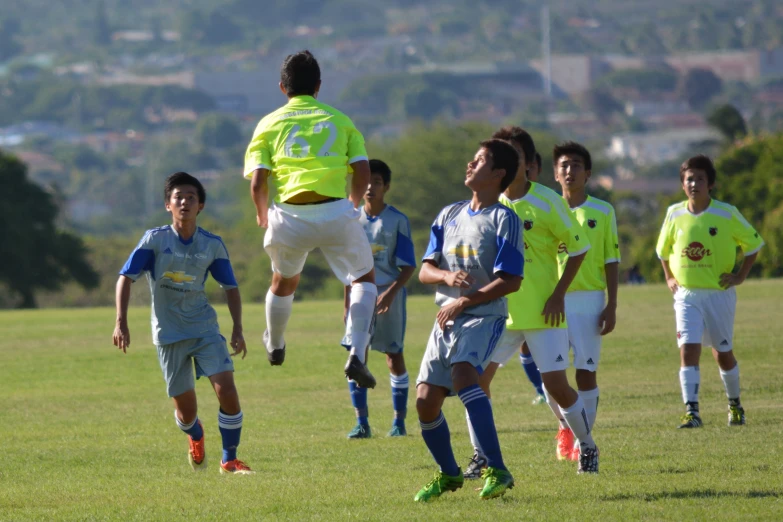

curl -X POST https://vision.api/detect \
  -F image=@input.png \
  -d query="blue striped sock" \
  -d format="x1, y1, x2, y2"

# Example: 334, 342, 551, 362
459, 385, 506, 471
349, 381, 369, 425
175, 411, 203, 441
218, 409, 243, 463
390, 373, 409, 427
420, 412, 460, 476
520, 354, 544, 396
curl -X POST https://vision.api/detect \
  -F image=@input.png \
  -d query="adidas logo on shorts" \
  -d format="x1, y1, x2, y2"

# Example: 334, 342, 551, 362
586, 358, 594, 365
720, 340, 729, 346
555, 355, 564, 363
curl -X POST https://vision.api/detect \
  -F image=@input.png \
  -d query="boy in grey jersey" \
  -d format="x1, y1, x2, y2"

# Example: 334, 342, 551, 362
414, 140, 523, 502
113, 172, 253, 475
341, 160, 416, 439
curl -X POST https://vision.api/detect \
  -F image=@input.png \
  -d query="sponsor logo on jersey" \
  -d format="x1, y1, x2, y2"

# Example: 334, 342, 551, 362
162, 247, 173, 255
448, 244, 479, 258
709, 227, 717, 236
524, 220, 534, 230
588, 219, 597, 229
370, 243, 386, 255
558, 243, 568, 254
162, 271, 196, 284
682, 242, 712, 262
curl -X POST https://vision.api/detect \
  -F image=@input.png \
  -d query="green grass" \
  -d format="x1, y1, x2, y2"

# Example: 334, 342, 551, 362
1, 280, 782, 521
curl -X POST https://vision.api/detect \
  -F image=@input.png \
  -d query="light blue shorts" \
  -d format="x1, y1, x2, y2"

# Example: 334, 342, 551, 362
156, 334, 234, 397
341, 286, 406, 354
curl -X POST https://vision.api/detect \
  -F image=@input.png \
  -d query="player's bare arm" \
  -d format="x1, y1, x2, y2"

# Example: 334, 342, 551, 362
436, 272, 521, 330
377, 265, 416, 314
720, 252, 758, 289
661, 259, 679, 294
112, 275, 133, 353
600, 262, 619, 335
543, 251, 586, 327
349, 159, 371, 209
250, 168, 271, 228
419, 261, 475, 288
225, 287, 247, 359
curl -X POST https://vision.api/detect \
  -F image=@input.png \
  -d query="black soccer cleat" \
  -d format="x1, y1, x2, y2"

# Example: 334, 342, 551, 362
344, 355, 376, 389
263, 330, 286, 366
577, 445, 599, 474
678, 412, 703, 429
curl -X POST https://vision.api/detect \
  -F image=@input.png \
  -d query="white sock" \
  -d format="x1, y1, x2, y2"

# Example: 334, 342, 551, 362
543, 384, 568, 429
465, 399, 491, 456
720, 365, 740, 400
679, 366, 700, 404
348, 282, 377, 363
265, 291, 294, 352
578, 387, 600, 431
560, 397, 596, 450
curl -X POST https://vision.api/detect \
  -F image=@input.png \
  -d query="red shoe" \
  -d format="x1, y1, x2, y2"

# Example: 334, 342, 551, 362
220, 459, 255, 475
556, 427, 575, 461
187, 422, 207, 471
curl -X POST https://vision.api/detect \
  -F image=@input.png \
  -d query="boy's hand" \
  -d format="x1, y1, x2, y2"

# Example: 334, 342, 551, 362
719, 272, 744, 289
598, 304, 617, 336
444, 270, 474, 289
230, 327, 247, 359
542, 293, 566, 327
376, 288, 396, 314
256, 210, 268, 228
113, 322, 130, 353
666, 277, 679, 294
437, 297, 467, 330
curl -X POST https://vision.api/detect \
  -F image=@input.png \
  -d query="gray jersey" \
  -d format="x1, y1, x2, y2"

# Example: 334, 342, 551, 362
120, 226, 237, 345
423, 201, 524, 317
361, 205, 416, 286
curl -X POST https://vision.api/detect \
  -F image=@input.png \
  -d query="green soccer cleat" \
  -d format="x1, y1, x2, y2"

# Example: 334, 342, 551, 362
728, 405, 746, 426
347, 424, 372, 439
531, 394, 547, 405
388, 425, 407, 437
414, 470, 464, 502
479, 467, 514, 499
678, 412, 703, 429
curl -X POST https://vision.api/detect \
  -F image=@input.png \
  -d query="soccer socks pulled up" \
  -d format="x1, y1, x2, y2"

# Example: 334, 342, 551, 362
543, 384, 568, 429
348, 380, 369, 425
175, 411, 204, 440
578, 387, 600, 431
459, 385, 506, 471
680, 366, 700, 411
265, 291, 294, 351
559, 397, 596, 450
218, 409, 243, 463
720, 365, 741, 403
520, 353, 544, 395
348, 282, 378, 363
390, 373, 408, 427
420, 412, 460, 477
464, 398, 492, 455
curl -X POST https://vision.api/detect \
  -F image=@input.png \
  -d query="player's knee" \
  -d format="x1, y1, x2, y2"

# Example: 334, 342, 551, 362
575, 369, 597, 389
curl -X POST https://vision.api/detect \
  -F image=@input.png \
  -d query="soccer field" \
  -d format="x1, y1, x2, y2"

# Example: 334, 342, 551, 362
0, 281, 781, 521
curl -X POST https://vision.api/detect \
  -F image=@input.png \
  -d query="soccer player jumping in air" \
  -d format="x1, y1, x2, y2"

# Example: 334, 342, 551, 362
244, 50, 378, 388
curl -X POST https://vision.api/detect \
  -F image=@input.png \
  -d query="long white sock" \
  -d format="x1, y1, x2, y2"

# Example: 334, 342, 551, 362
348, 282, 377, 363
720, 365, 740, 400
679, 366, 700, 404
578, 387, 600, 431
560, 397, 596, 450
265, 291, 294, 352
543, 384, 568, 429
465, 399, 491, 456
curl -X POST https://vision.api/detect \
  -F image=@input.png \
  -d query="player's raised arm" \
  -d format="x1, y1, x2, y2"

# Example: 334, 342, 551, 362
113, 275, 132, 353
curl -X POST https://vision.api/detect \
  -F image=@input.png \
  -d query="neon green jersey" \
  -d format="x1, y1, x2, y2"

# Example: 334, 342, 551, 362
243, 95, 368, 203
501, 182, 590, 330
557, 196, 620, 292
656, 199, 764, 290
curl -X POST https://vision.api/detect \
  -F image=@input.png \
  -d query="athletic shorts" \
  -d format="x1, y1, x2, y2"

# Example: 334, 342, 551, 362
342, 285, 406, 354
156, 334, 233, 398
674, 286, 736, 352
565, 290, 604, 371
264, 199, 374, 285
417, 314, 506, 394
491, 327, 570, 374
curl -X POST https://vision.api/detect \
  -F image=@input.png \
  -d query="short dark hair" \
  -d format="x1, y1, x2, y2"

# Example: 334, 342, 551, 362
553, 141, 592, 170
369, 159, 391, 185
280, 50, 321, 96
680, 154, 716, 185
491, 126, 536, 166
164, 172, 206, 203
480, 139, 519, 192
534, 152, 542, 169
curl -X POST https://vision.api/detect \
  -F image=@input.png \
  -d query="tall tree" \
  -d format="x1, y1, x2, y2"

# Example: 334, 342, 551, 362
706, 104, 748, 142
0, 151, 99, 308
93, 0, 112, 46
680, 68, 723, 110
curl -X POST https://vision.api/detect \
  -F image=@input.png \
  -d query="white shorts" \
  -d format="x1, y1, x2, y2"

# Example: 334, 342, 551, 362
566, 291, 604, 371
491, 327, 570, 374
674, 286, 736, 352
264, 199, 374, 285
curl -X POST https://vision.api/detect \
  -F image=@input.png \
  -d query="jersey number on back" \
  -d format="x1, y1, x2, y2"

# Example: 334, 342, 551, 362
284, 122, 336, 158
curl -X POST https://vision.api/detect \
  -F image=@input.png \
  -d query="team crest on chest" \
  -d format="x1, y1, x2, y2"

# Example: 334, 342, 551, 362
587, 219, 597, 229
524, 220, 534, 231
709, 227, 717, 236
